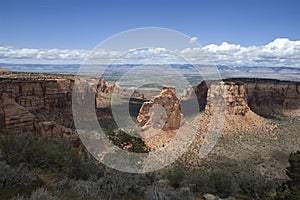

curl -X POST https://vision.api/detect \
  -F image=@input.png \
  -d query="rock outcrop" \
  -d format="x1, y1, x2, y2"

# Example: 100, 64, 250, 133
205, 81, 249, 116
0, 74, 74, 128
136, 86, 182, 134
191, 79, 300, 118
0, 73, 76, 140
136, 87, 183, 150
1, 70, 299, 146
0, 94, 35, 133
203, 80, 279, 133
35, 121, 79, 146
244, 79, 300, 117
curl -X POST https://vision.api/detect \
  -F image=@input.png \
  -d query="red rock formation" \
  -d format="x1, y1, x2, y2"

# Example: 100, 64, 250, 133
0, 94, 35, 133
35, 121, 79, 146
192, 79, 300, 118
204, 80, 275, 133
244, 79, 300, 117
217, 82, 249, 116
97, 78, 116, 94
0, 73, 75, 138
136, 87, 183, 150
181, 81, 208, 111
136, 86, 182, 133
0, 70, 298, 143
0, 74, 74, 128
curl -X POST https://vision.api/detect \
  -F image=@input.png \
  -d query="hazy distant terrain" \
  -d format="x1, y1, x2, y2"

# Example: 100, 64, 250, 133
1, 63, 299, 84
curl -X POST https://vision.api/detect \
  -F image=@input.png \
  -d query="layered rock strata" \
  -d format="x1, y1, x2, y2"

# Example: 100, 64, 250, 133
136, 86, 182, 133
244, 79, 300, 117
136, 87, 183, 150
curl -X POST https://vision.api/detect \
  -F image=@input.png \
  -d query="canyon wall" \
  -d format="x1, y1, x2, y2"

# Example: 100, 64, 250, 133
193, 79, 300, 118
0, 75, 74, 132
136, 78, 299, 150
0, 72, 145, 135
1, 70, 299, 137
205, 81, 249, 116
243, 79, 300, 117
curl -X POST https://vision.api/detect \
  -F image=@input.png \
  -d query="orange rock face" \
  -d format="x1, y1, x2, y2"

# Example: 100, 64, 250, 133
0, 73, 75, 136
136, 87, 183, 151
194, 79, 300, 118
0, 94, 35, 133
1, 70, 299, 146
245, 79, 300, 116
136, 86, 182, 134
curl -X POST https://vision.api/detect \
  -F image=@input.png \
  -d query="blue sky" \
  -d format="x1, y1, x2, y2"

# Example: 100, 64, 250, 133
0, 0, 300, 66
1, 0, 299, 49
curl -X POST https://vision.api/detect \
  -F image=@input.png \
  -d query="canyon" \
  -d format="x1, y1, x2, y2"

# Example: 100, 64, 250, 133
0, 69, 299, 180
0, 69, 299, 142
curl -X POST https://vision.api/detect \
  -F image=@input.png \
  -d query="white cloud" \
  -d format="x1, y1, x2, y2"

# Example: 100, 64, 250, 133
189, 37, 198, 44
1, 38, 300, 67
0, 47, 89, 64
198, 38, 300, 67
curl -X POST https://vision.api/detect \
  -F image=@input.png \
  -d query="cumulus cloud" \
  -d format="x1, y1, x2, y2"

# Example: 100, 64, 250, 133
1, 38, 300, 67
189, 37, 198, 44
0, 47, 89, 64
199, 38, 300, 67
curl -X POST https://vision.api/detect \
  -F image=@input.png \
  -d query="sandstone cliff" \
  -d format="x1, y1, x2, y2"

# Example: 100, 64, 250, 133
137, 79, 300, 150
0, 94, 35, 133
0, 72, 76, 142
1, 71, 299, 143
204, 80, 272, 133
0, 72, 145, 138
136, 87, 183, 150
136, 87, 182, 133
181, 80, 208, 111
243, 79, 300, 117
190, 78, 300, 118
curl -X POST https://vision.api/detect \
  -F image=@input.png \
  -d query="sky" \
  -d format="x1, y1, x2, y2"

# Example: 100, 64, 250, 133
0, 0, 300, 66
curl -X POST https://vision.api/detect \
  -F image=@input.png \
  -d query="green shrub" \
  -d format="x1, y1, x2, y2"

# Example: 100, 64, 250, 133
239, 175, 276, 199
0, 161, 44, 199
276, 151, 300, 200
187, 169, 208, 192
0, 132, 153, 199
95, 169, 152, 199
165, 165, 186, 188
106, 129, 148, 153
55, 168, 152, 200
0, 132, 99, 180
58, 190, 89, 200
208, 171, 233, 198
29, 187, 56, 200
0, 161, 35, 189
145, 185, 194, 200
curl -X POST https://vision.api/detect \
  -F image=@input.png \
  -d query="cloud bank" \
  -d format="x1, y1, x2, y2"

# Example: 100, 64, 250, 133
1, 38, 300, 67
202, 38, 300, 67
0, 46, 88, 64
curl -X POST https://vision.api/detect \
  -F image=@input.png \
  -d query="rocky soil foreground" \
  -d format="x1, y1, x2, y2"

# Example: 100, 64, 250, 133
0, 70, 299, 181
